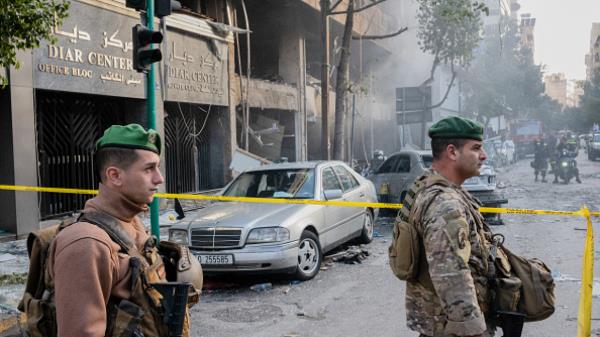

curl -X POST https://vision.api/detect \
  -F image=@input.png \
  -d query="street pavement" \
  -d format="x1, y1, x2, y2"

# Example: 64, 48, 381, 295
188, 152, 600, 337
0, 152, 599, 336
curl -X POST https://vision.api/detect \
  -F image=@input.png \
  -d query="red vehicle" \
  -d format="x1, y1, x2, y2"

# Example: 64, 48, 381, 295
510, 119, 543, 159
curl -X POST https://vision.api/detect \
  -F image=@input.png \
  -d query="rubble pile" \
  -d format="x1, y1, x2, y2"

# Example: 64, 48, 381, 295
325, 245, 370, 264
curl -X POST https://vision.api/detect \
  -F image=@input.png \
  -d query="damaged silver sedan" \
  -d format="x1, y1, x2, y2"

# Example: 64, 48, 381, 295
168, 161, 378, 280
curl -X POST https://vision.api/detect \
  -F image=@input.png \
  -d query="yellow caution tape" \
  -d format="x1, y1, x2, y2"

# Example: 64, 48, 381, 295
155, 192, 404, 209
0, 184, 402, 209
479, 207, 583, 217
0, 184, 598, 334
0, 184, 98, 195
577, 206, 594, 337
1, 184, 599, 216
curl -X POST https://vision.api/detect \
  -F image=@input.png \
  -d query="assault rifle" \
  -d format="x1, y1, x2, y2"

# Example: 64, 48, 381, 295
152, 282, 191, 337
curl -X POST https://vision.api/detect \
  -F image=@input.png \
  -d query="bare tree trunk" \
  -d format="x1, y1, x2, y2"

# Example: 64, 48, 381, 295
332, 0, 354, 161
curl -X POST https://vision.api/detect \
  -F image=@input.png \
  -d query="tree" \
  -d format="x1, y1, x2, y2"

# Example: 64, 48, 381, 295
416, 0, 487, 106
0, 0, 69, 85
579, 69, 600, 131
461, 18, 546, 129
327, 0, 407, 160
325, 0, 486, 160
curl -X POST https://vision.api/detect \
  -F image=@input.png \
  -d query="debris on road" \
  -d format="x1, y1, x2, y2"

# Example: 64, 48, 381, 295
325, 246, 370, 264
296, 310, 326, 321
249, 282, 273, 292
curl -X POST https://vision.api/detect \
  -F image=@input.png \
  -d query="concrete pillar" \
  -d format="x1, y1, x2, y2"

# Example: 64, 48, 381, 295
0, 50, 39, 237
278, 28, 307, 161
224, 42, 238, 182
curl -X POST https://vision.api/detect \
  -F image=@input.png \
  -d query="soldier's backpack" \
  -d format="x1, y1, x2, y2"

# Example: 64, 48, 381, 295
18, 219, 73, 336
388, 174, 445, 283
492, 239, 555, 322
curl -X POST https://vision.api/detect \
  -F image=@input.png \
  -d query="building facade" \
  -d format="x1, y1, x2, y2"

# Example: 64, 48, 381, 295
520, 13, 536, 55
585, 23, 600, 81
1, 0, 398, 237
544, 73, 568, 107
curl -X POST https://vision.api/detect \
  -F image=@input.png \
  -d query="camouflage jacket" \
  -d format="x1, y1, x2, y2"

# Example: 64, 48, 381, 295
405, 170, 493, 337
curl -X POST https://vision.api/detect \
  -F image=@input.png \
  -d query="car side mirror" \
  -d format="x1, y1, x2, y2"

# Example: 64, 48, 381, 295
323, 189, 343, 200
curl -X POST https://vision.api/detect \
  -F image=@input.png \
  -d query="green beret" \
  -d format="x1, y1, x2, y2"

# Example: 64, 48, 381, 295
96, 124, 161, 154
428, 116, 483, 141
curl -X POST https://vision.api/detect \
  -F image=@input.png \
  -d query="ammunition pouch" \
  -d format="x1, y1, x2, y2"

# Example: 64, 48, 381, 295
105, 299, 144, 337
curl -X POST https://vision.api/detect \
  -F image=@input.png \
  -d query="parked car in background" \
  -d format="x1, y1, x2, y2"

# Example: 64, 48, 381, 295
368, 149, 507, 224
588, 133, 600, 160
167, 161, 378, 280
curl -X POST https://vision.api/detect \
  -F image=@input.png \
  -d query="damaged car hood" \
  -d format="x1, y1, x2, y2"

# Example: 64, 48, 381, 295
178, 201, 307, 229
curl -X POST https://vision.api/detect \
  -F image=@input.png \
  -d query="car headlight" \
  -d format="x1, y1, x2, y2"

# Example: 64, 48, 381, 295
247, 227, 290, 244
168, 229, 189, 245
561, 162, 568, 167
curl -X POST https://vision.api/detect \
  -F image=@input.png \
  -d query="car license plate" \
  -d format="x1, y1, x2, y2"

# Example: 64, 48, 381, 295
196, 254, 234, 265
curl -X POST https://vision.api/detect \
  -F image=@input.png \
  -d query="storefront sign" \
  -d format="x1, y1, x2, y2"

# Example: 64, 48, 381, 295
164, 31, 228, 105
34, 1, 145, 98
34, 0, 229, 106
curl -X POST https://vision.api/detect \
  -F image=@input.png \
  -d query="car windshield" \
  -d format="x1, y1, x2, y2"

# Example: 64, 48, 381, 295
224, 168, 315, 199
421, 154, 433, 168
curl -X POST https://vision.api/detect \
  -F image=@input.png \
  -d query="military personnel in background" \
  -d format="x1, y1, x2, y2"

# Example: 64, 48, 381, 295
401, 116, 493, 337
532, 138, 549, 182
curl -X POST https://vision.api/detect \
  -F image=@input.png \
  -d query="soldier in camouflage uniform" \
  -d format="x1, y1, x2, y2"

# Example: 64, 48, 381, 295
402, 116, 494, 337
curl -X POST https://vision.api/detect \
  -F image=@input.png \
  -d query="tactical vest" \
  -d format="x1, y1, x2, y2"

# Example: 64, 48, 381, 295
19, 211, 191, 337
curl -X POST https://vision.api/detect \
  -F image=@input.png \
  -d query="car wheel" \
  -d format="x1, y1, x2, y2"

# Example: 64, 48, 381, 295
358, 210, 374, 244
293, 230, 322, 281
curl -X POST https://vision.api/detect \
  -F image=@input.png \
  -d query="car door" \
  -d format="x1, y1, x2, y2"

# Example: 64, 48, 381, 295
332, 165, 365, 235
387, 154, 411, 202
394, 154, 412, 202
320, 166, 350, 250
372, 155, 398, 200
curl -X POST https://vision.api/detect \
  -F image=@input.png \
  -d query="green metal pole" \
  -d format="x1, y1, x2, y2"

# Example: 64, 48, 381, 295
146, 0, 160, 239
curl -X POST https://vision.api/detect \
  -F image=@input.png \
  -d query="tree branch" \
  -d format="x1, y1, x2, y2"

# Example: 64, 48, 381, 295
419, 52, 440, 88
352, 26, 408, 40
329, 0, 387, 15
426, 63, 457, 110
330, 0, 344, 12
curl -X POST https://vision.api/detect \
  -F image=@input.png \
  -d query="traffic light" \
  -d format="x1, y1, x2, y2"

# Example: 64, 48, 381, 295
125, 0, 181, 17
132, 24, 163, 73
125, 0, 146, 11
155, 0, 181, 18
